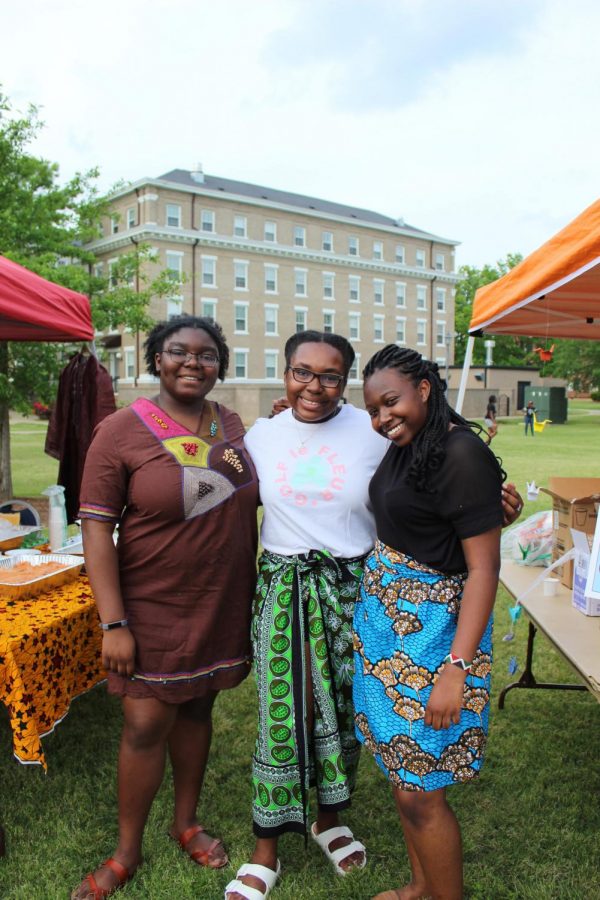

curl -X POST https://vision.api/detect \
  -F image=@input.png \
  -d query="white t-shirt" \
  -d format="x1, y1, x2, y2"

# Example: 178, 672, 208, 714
244, 404, 388, 557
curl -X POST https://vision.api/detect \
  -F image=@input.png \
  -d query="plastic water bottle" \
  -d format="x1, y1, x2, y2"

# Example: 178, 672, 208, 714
43, 485, 68, 552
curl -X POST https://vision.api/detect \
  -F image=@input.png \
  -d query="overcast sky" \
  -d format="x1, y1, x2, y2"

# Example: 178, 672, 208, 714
3, 0, 600, 267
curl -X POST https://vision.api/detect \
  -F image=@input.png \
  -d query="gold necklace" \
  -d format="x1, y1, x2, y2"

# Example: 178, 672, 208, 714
292, 405, 342, 451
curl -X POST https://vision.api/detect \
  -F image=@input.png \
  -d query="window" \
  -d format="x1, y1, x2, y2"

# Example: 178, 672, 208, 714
167, 297, 183, 319
395, 317, 406, 344
126, 207, 136, 229
322, 231, 333, 252
265, 264, 278, 293
201, 209, 215, 232
323, 310, 335, 333
166, 204, 182, 228
93, 262, 104, 279
265, 351, 279, 379
234, 302, 248, 333
234, 215, 247, 238
374, 315, 385, 342
323, 272, 335, 299
234, 349, 248, 379
234, 260, 248, 290
435, 252, 445, 271
201, 298, 217, 319
436, 287, 446, 312
201, 256, 216, 287
373, 241, 383, 261
264, 220, 277, 242
108, 259, 118, 288
374, 279, 384, 305
265, 305, 278, 335
417, 319, 427, 346
348, 236, 359, 256
416, 285, 427, 310
349, 312, 361, 340
415, 248, 426, 268
349, 275, 360, 302
395, 244, 405, 264
348, 353, 361, 381
436, 321, 446, 346
295, 308, 308, 332
295, 268, 307, 296
166, 251, 183, 280
125, 347, 135, 379
294, 225, 306, 247
110, 214, 119, 235
395, 282, 406, 307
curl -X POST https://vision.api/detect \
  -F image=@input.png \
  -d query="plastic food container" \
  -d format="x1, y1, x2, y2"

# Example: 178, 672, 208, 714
0, 554, 84, 600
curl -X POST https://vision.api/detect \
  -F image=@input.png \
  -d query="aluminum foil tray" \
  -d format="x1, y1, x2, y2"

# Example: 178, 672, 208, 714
0, 554, 84, 600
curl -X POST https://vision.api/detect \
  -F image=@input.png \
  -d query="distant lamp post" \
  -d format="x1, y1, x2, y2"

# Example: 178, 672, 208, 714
444, 331, 456, 384
483, 339, 495, 389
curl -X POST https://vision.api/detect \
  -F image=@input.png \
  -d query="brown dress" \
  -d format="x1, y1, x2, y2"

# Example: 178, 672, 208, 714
79, 397, 259, 702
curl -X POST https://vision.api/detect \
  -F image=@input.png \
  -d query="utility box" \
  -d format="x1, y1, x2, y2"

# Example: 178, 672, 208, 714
540, 477, 600, 587
524, 386, 568, 423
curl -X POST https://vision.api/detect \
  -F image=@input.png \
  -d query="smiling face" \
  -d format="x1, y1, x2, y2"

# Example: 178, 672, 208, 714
364, 367, 430, 446
155, 327, 220, 405
285, 341, 347, 422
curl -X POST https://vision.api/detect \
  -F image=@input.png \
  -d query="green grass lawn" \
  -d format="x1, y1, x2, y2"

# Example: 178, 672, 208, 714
1, 405, 599, 899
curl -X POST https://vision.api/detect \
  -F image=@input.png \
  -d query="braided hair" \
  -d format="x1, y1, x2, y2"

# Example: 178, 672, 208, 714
363, 345, 494, 492
143, 315, 229, 381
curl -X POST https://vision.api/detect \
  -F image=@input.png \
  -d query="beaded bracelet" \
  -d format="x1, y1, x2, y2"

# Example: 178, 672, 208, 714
99, 619, 129, 631
443, 652, 472, 673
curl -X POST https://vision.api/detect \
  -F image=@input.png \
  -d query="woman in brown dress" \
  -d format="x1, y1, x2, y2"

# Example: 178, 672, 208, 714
71, 316, 259, 899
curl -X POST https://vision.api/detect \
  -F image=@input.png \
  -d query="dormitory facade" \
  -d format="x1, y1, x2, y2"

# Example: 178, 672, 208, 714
88, 168, 461, 421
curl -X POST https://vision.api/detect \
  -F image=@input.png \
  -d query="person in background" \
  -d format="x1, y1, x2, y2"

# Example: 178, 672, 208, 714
71, 316, 259, 900
225, 332, 522, 900
524, 400, 536, 436
354, 346, 504, 900
483, 395, 498, 443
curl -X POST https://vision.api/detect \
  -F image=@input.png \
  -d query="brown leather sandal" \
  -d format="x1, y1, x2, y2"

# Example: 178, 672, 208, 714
174, 823, 228, 869
70, 858, 133, 900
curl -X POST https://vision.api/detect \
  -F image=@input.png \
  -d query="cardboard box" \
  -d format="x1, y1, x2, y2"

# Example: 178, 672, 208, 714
571, 529, 600, 616
540, 477, 600, 588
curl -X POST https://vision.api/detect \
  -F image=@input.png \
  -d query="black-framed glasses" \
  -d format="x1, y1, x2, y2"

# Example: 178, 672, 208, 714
286, 366, 344, 389
161, 348, 220, 367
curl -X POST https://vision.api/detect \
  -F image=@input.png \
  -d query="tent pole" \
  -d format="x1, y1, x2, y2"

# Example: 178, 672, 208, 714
455, 335, 475, 415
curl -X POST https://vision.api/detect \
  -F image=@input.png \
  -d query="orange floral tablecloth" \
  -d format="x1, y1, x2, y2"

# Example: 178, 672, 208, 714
0, 575, 105, 770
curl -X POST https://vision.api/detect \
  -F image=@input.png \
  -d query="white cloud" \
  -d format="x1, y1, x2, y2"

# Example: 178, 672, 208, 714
2, 0, 600, 266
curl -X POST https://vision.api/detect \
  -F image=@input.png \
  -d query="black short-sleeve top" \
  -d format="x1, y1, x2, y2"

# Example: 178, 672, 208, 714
369, 427, 503, 574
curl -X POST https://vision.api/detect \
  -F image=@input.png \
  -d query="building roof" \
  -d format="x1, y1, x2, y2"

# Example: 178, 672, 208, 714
156, 169, 454, 243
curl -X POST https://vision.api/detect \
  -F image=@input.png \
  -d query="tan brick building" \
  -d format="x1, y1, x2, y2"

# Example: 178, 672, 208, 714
88, 168, 460, 421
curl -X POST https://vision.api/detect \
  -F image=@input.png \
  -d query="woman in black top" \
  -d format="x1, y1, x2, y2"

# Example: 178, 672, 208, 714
484, 394, 498, 443
354, 346, 503, 900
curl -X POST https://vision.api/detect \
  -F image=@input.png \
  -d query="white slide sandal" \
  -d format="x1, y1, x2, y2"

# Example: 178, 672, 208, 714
310, 822, 366, 876
224, 860, 281, 899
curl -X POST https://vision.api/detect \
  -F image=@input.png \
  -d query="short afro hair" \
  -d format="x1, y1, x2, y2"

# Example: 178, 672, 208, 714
143, 315, 229, 380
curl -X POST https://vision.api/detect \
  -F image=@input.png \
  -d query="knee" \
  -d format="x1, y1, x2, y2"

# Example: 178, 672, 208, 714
178, 692, 217, 724
396, 791, 441, 830
122, 709, 172, 752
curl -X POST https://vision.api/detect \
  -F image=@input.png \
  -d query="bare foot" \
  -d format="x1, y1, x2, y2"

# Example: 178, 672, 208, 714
170, 823, 228, 868
225, 855, 280, 899
70, 857, 138, 900
372, 883, 431, 900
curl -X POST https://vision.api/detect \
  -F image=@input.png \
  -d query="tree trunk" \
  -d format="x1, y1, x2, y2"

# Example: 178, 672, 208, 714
0, 342, 13, 501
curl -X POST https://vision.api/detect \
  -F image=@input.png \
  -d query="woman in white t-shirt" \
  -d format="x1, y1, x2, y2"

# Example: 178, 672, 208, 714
225, 331, 386, 899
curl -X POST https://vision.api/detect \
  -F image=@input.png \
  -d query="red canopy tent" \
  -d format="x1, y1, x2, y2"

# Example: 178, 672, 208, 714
0, 255, 93, 342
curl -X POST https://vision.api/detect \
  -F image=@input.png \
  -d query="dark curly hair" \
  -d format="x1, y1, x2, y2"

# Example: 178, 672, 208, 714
143, 315, 229, 380
363, 345, 504, 492
284, 330, 355, 378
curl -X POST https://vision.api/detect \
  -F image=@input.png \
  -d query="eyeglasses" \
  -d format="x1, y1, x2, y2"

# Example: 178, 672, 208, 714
286, 366, 344, 389
161, 349, 220, 367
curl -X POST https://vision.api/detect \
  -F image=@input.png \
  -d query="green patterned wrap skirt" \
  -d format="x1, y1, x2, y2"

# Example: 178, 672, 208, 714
251, 548, 365, 838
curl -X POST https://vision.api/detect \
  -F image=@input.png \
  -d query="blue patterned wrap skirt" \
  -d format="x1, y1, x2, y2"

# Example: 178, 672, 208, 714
353, 541, 492, 792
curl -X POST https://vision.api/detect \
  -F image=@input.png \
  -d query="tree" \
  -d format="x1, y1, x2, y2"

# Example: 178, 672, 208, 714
543, 340, 600, 392
0, 90, 176, 499
453, 254, 535, 366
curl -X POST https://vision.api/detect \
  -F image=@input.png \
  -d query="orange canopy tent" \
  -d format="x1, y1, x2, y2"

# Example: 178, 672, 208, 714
468, 199, 600, 341
456, 200, 600, 412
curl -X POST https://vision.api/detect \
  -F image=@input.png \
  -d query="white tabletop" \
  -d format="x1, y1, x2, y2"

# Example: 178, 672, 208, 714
500, 560, 600, 702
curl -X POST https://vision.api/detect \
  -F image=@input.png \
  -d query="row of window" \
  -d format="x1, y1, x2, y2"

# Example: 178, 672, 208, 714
110, 205, 448, 269
162, 252, 448, 311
